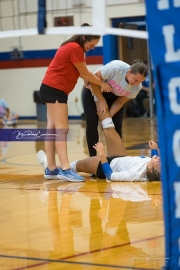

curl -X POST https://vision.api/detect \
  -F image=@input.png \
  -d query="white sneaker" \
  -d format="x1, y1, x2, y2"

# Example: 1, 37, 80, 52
37, 150, 48, 170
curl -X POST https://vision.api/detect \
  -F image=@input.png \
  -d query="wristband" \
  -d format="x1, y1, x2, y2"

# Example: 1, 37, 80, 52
101, 162, 113, 180
151, 149, 158, 157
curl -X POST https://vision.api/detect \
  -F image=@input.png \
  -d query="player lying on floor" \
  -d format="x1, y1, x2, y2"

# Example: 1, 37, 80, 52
71, 127, 160, 181
70, 89, 161, 181
38, 124, 160, 181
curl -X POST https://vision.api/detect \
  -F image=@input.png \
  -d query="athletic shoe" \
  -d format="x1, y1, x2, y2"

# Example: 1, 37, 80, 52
57, 182, 85, 194
39, 179, 65, 202
57, 168, 85, 182
37, 150, 48, 170
44, 167, 59, 180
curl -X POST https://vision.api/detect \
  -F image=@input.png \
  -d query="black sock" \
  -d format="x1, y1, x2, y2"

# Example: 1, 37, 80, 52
61, 168, 71, 172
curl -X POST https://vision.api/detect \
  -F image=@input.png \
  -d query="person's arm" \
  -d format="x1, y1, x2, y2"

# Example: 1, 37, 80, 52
93, 142, 113, 180
90, 70, 109, 114
74, 62, 112, 92
79, 76, 89, 88
90, 70, 106, 98
149, 141, 159, 157
109, 96, 129, 117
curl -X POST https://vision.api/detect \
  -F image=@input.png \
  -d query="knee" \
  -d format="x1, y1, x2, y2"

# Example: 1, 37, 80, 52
56, 127, 69, 140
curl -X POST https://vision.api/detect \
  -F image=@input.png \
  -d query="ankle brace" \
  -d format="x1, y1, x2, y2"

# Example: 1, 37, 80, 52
93, 95, 98, 102
101, 118, 115, 128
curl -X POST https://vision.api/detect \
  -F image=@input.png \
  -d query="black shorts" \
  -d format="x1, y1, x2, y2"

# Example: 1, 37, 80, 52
40, 83, 68, 104
96, 156, 120, 179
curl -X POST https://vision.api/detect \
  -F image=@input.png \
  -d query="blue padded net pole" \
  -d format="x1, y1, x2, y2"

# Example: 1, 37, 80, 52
38, 0, 46, 34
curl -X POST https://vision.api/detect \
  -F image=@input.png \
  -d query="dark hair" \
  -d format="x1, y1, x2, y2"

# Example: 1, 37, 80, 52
146, 167, 161, 181
61, 23, 101, 48
130, 59, 148, 77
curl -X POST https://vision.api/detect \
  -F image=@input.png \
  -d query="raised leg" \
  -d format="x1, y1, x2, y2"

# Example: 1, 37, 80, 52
76, 99, 128, 174
95, 101, 128, 157
103, 128, 128, 157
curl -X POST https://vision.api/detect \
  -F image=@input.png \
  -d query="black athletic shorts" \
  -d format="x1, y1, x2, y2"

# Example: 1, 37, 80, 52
40, 83, 68, 104
96, 156, 120, 179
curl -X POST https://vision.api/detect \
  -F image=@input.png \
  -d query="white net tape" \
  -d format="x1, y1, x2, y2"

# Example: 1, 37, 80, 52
0, 0, 148, 40
0, 26, 148, 39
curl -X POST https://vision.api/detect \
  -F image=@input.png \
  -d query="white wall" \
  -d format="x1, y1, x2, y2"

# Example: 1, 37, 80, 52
0, 0, 145, 118
0, 64, 101, 117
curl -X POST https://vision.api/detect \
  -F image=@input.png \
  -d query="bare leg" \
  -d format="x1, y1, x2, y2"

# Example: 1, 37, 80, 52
95, 101, 128, 157
76, 156, 101, 174
46, 101, 70, 170
75, 102, 128, 175
45, 106, 56, 170
103, 128, 128, 157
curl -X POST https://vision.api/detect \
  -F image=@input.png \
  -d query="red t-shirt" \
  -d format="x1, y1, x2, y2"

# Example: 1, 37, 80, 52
42, 42, 85, 94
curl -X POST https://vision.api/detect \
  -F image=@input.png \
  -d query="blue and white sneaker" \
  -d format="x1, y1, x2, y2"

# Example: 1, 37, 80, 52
44, 168, 59, 180
57, 168, 85, 182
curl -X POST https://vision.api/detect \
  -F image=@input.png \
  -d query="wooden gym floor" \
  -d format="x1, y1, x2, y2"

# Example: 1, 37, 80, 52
0, 118, 164, 270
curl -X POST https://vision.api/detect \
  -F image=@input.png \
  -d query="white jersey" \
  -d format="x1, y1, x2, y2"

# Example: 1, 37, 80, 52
109, 156, 150, 181
110, 182, 151, 202
96, 60, 142, 99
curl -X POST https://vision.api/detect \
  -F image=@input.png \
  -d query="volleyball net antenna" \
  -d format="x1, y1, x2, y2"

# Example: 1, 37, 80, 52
0, 0, 148, 40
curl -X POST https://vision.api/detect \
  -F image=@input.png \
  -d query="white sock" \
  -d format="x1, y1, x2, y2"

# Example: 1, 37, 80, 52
101, 118, 115, 128
70, 160, 78, 172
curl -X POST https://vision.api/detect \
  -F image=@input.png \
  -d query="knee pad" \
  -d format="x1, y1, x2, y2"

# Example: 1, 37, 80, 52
101, 118, 115, 129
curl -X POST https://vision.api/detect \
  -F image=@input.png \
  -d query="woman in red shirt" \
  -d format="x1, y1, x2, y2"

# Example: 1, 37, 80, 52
39, 23, 111, 182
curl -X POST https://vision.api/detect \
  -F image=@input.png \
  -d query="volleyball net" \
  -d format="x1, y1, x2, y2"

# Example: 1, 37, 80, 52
0, 0, 147, 39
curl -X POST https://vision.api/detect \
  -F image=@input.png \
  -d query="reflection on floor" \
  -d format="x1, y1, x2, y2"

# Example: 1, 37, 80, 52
0, 118, 165, 270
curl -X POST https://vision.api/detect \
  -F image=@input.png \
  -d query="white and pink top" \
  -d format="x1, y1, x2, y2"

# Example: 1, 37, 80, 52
96, 60, 142, 99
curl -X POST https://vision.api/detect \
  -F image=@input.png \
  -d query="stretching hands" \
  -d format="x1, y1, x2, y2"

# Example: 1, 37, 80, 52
93, 142, 106, 156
